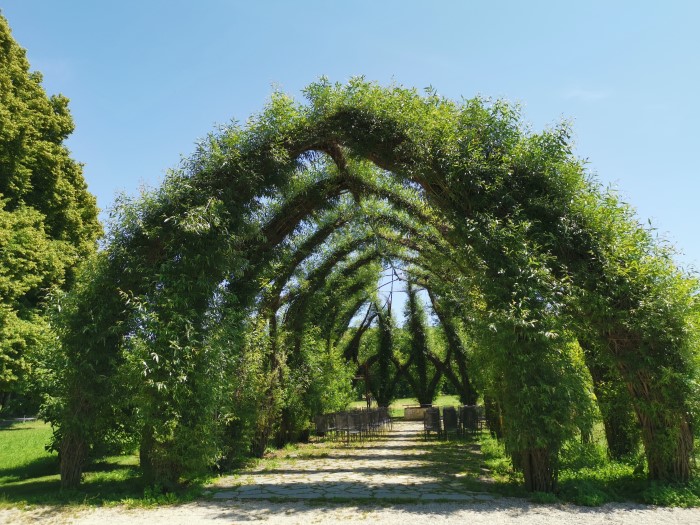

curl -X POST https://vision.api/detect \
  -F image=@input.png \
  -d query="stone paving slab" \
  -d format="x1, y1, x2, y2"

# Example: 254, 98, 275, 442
212, 421, 498, 503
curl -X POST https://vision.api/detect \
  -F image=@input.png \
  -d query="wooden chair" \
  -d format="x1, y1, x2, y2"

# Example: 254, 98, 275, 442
459, 405, 479, 436
443, 406, 459, 439
423, 407, 442, 439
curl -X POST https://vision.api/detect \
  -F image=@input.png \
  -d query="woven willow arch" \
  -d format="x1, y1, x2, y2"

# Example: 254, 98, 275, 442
55, 80, 696, 492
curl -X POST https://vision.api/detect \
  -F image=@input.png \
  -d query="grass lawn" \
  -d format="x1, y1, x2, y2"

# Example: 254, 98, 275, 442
349, 394, 461, 417
0, 420, 201, 508
0, 420, 56, 486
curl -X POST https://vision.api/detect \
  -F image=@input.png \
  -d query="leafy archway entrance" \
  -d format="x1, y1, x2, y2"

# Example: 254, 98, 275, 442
51, 79, 697, 493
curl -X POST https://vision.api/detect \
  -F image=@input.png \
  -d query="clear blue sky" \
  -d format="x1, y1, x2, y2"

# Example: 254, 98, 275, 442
3, 1, 699, 273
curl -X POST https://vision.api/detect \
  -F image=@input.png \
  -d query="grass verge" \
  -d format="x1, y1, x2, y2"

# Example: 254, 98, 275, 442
468, 431, 700, 507
0, 420, 203, 508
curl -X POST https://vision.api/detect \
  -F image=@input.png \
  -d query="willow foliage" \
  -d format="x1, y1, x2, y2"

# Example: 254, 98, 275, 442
49, 77, 699, 492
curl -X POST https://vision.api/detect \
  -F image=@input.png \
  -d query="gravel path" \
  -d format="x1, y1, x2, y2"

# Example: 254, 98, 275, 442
210, 421, 497, 502
3, 498, 700, 525
3, 421, 700, 524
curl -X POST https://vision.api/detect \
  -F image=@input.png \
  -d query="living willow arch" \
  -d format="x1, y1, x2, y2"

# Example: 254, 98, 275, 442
52, 79, 698, 493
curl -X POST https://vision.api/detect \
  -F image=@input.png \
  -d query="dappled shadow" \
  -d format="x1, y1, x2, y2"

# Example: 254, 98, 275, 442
212, 476, 492, 496
345, 443, 431, 450
89, 459, 140, 473
213, 422, 508, 503
1, 420, 693, 512
0, 460, 147, 507
0, 454, 58, 483
245, 464, 441, 476
0, 476, 147, 506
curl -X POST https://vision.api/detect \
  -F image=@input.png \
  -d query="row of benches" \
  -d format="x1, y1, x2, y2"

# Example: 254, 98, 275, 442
314, 407, 393, 443
423, 405, 485, 439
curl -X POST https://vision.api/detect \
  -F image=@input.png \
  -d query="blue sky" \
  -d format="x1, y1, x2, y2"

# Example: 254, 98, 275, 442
3, 1, 699, 275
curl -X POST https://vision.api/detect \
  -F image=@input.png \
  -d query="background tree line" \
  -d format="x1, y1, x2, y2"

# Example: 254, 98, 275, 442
0, 14, 100, 416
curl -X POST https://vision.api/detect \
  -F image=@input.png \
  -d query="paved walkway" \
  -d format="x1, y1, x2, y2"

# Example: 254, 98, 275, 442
5, 421, 700, 523
211, 420, 497, 503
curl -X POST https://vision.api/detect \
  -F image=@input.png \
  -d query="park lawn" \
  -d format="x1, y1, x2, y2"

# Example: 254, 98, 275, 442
349, 394, 462, 417
0, 420, 200, 508
0, 420, 56, 486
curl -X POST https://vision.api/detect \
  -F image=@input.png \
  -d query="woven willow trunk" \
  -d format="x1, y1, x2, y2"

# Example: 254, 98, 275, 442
521, 447, 557, 493
60, 432, 87, 489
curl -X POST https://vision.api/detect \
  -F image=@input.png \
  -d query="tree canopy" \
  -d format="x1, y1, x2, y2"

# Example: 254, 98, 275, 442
0, 14, 101, 413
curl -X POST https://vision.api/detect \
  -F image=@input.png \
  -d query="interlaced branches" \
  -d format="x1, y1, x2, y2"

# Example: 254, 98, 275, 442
50, 78, 699, 493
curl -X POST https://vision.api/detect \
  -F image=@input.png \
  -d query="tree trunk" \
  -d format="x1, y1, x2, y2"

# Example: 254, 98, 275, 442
636, 401, 693, 482
579, 337, 641, 459
522, 447, 557, 492
274, 407, 295, 448
611, 336, 694, 482
601, 403, 640, 459
590, 365, 640, 458
484, 395, 503, 439
60, 431, 87, 489
453, 354, 478, 406
427, 289, 478, 405
0, 392, 11, 413
139, 424, 155, 484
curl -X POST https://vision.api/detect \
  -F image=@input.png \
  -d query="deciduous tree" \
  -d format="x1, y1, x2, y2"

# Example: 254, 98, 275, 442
0, 14, 100, 413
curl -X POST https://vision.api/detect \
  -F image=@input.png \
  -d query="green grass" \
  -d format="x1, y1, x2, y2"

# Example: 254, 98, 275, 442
0, 420, 203, 508
3, 418, 700, 508
0, 420, 57, 486
349, 394, 462, 418
469, 430, 700, 507
556, 440, 700, 507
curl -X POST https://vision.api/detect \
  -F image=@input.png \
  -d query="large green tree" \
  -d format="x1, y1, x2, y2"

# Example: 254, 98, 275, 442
0, 14, 101, 412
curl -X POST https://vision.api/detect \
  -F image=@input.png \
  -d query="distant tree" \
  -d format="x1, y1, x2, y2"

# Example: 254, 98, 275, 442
404, 282, 441, 405
373, 301, 396, 407
0, 14, 101, 413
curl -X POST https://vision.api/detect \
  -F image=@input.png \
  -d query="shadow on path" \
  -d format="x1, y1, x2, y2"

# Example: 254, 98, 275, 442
212, 421, 506, 503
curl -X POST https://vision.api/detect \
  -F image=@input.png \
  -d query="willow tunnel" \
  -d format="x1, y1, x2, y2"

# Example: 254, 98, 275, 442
52, 79, 697, 492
